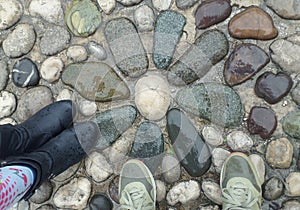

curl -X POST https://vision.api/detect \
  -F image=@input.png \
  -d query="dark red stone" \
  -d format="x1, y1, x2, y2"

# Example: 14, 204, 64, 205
224, 43, 270, 86
195, 0, 231, 29
248, 106, 277, 139
255, 72, 293, 104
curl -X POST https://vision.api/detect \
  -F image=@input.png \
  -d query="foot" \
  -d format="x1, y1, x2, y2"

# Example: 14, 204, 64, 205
118, 159, 156, 210
220, 153, 262, 210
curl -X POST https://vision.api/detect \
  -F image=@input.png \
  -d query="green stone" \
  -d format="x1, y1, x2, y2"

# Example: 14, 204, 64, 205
283, 111, 300, 139
62, 62, 130, 102
176, 83, 243, 127
93, 105, 137, 150
65, 0, 101, 37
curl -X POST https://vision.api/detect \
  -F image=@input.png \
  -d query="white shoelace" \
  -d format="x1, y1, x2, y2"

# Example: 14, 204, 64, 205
222, 181, 259, 210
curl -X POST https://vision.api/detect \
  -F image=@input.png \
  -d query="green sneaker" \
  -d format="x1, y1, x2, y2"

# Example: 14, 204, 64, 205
220, 153, 262, 210
118, 159, 156, 210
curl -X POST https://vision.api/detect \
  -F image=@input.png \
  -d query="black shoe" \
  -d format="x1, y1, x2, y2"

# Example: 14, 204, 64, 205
0, 100, 75, 159
1, 121, 100, 200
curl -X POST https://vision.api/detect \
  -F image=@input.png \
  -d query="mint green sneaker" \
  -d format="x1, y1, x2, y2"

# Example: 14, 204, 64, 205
118, 159, 156, 210
220, 153, 262, 210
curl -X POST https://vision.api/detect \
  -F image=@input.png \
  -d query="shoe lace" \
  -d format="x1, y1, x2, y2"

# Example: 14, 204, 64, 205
222, 181, 259, 210
118, 185, 153, 210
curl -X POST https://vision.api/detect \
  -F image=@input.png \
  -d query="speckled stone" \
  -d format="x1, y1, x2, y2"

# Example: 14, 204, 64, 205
162, 154, 181, 183
167, 108, 211, 177
227, 130, 253, 152
0, 0, 23, 30
176, 0, 198, 10
286, 172, 300, 196
40, 25, 70, 55
263, 177, 284, 200
62, 63, 130, 102
201, 180, 222, 205
89, 193, 113, 210
211, 148, 230, 173
3, 24, 36, 58
224, 44, 270, 86
66, 45, 88, 62
30, 181, 53, 204
267, 0, 300, 20
153, 10, 186, 69
195, 0, 232, 29
65, 0, 102, 37
97, 0, 116, 15
12, 58, 39, 88
176, 83, 243, 127
283, 111, 300, 139
255, 72, 293, 104
105, 18, 148, 77
17, 86, 53, 121
29, 0, 63, 24
168, 29, 228, 86
40, 57, 64, 83
266, 138, 293, 168
248, 106, 277, 139
0, 91, 17, 119
229, 6, 278, 40
0, 61, 8, 91
93, 105, 137, 150
202, 125, 224, 146
156, 180, 167, 202
167, 180, 200, 205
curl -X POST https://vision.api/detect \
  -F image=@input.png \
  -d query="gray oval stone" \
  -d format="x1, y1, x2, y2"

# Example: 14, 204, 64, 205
105, 18, 148, 77
153, 10, 186, 69
162, 154, 181, 183
176, 83, 244, 127
168, 29, 228, 86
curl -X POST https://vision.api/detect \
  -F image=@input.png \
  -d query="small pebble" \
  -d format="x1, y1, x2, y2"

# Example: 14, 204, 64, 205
134, 5, 155, 32
201, 180, 222, 205
0, 0, 23, 30
166, 180, 200, 206
78, 100, 97, 117
97, 0, 116, 14
263, 177, 284, 200
156, 180, 167, 202
135, 75, 170, 121
211, 148, 230, 173
266, 138, 293, 169
0, 117, 17, 125
0, 61, 8, 91
286, 172, 300, 196
89, 193, 113, 210
3, 24, 36, 58
40, 57, 63, 83
12, 58, 39, 88
152, 0, 172, 11
88, 41, 107, 60
0, 91, 17, 119
249, 154, 265, 184
56, 89, 73, 101
202, 125, 224, 146
227, 130, 253, 152
30, 181, 53, 204
67, 45, 88, 62
162, 154, 181, 183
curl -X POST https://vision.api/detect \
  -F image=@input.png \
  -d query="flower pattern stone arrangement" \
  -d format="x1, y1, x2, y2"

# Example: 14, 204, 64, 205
1, 0, 300, 209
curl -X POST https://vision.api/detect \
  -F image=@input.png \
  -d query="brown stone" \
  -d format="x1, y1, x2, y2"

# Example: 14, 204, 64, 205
229, 6, 278, 40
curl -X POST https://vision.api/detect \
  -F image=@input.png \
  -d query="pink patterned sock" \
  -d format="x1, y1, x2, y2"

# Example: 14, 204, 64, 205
0, 166, 35, 210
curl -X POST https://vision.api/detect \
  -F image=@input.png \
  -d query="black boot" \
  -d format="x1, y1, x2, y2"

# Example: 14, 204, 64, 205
0, 100, 75, 159
1, 121, 100, 200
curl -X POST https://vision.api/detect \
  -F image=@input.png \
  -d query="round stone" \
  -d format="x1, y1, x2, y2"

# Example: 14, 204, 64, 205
30, 181, 53, 204
89, 193, 113, 210
135, 75, 170, 121
156, 180, 167, 202
266, 138, 293, 168
40, 25, 70, 55
3, 24, 36, 58
17, 86, 53, 121
53, 177, 91, 209
0, 0, 23, 30
29, 0, 63, 24
66, 45, 88, 62
226, 130, 253, 152
40, 57, 63, 83
162, 154, 181, 183
0, 117, 17, 125
202, 125, 224, 146
286, 172, 300, 196
0, 61, 8, 91
211, 148, 230, 173
201, 180, 222, 205
97, 0, 116, 14
134, 5, 155, 32
78, 100, 97, 117
0, 91, 17, 119
88, 41, 107, 60
263, 177, 284, 200
12, 58, 39, 88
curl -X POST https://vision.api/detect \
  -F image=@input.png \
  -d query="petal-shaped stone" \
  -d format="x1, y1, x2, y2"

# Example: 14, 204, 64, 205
229, 6, 278, 40
130, 121, 164, 173
267, 0, 300, 20
224, 44, 270, 86
176, 83, 243, 127
195, 0, 232, 29
255, 72, 293, 104
248, 106, 277, 139
93, 105, 137, 150
62, 63, 130, 102
166, 108, 211, 177
105, 18, 148, 77
168, 29, 228, 86
283, 111, 300, 139
153, 10, 186, 69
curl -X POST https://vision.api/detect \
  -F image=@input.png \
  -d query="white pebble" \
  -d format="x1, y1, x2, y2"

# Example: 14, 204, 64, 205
40, 57, 64, 83
0, 0, 23, 30
0, 91, 17, 119
155, 180, 167, 202
97, 0, 116, 14
56, 89, 73, 101
211, 148, 230, 173
79, 100, 97, 117
202, 125, 224, 146
0, 117, 17, 125
286, 172, 300, 197
249, 154, 265, 184
226, 130, 253, 152
201, 180, 222, 205
152, 0, 172, 11
67, 45, 88, 62
167, 180, 200, 206
134, 5, 155, 32
135, 75, 170, 121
